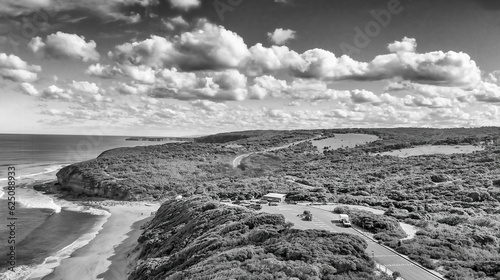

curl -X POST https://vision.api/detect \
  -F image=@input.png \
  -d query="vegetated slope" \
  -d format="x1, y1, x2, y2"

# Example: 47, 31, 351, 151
129, 197, 389, 280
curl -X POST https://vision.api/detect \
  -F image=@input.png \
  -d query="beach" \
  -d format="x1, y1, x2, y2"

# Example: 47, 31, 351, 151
0, 171, 159, 280
39, 202, 159, 280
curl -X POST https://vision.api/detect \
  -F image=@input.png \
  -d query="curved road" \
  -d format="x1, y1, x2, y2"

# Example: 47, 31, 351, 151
261, 204, 443, 280
232, 136, 319, 168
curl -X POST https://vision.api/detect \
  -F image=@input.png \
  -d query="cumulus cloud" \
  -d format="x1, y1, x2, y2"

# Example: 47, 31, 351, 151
116, 82, 151, 95
249, 75, 288, 99
19, 82, 39, 96
387, 37, 417, 53
249, 38, 481, 86
163, 16, 189, 31
29, 32, 100, 62
268, 28, 296, 45
86, 63, 122, 78
110, 20, 250, 71
0, 53, 41, 82
151, 69, 248, 101
350, 89, 381, 104
41, 85, 73, 101
71, 81, 101, 94
168, 0, 200, 10
486, 70, 500, 84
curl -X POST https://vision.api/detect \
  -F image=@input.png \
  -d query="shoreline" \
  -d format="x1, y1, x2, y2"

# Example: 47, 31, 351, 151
0, 169, 160, 280
40, 202, 159, 280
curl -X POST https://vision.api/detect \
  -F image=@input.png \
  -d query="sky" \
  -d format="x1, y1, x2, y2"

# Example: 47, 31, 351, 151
0, 0, 500, 136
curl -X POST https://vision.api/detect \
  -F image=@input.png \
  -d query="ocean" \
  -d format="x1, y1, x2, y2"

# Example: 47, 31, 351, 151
0, 134, 171, 279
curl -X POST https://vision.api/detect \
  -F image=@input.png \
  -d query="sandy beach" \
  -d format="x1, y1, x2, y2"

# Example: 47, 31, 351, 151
40, 202, 159, 280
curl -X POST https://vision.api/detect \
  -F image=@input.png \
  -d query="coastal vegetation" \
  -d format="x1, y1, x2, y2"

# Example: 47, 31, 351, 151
51, 127, 500, 279
130, 197, 391, 280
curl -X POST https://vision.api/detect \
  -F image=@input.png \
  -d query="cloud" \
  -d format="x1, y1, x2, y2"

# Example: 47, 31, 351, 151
115, 82, 151, 95
19, 82, 39, 96
151, 69, 248, 101
387, 37, 417, 53
473, 82, 500, 103
486, 70, 500, 84
110, 20, 250, 71
249, 38, 481, 86
71, 81, 101, 94
86, 63, 122, 78
350, 89, 381, 104
41, 85, 73, 100
0, 53, 41, 82
163, 16, 189, 31
168, 0, 200, 11
29, 32, 100, 62
268, 28, 296, 45
287, 79, 351, 101
249, 75, 288, 99
191, 100, 228, 112
0, 0, 158, 22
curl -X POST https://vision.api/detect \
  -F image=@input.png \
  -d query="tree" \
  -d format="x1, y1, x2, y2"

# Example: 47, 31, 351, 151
392, 271, 402, 279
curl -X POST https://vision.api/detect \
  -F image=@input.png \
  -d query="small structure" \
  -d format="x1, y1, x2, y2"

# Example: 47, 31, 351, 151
262, 193, 286, 203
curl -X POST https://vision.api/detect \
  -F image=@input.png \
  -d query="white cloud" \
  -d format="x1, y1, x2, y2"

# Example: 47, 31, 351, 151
110, 20, 250, 71
0, 53, 41, 82
163, 16, 189, 31
71, 81, 101, 94
268, 28, 296, 45
168, 0, 200, 10
29, 32, 100, 62
86, 63, 121, 78
19, 82, 39, 96
0, 0, 158, 22
151, 69, 248, 101
191, 100, 228, 112
116, 82, 151, 95
486, 70, 500, 84
387, 37, 417, 53
350, 89, 381, 104
249, 38, 481, 86
249, 75, 288, 99
41, 85, 73, 100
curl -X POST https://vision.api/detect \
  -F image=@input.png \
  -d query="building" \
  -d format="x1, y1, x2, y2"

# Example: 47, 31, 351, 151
262, 193, 286, 203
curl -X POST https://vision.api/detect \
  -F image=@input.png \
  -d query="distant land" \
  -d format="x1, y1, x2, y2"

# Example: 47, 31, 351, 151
36, 127, 500, 280
125, 136, 193, 142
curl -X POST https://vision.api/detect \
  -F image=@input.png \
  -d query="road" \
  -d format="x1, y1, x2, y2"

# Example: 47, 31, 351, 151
261, 203, 443, 280
232, 136, 320, 168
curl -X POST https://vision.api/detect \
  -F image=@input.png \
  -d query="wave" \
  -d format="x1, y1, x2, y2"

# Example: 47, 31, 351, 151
0, 265, 34, 280
16, 188, 62, 213
0, 211, 110, 280
0, 164, 66, 182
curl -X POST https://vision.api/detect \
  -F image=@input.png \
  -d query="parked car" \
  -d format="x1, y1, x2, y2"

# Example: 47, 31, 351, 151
268, 202, 279, 206
250, 204, 262, 210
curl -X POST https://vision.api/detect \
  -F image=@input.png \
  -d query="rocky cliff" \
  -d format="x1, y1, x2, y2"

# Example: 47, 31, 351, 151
56, 164, 131, 200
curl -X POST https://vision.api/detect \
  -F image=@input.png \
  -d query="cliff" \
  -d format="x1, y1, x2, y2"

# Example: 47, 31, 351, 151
128, 197, 387, 280
56, 164, 131, 200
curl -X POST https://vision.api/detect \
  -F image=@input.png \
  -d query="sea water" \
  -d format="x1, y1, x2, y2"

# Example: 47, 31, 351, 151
0, 134, 167, 279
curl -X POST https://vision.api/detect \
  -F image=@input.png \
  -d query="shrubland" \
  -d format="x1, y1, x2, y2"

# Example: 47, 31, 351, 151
54, 127, 500, 278
130, 197, 390, 280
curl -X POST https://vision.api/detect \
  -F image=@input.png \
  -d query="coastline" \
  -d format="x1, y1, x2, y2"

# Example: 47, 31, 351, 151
40, 202, 159, 280
0, 167, 159, 280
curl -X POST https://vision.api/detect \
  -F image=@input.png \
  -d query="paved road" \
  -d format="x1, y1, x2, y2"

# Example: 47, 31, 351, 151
232, 136, 320, 168
261, 204, 442, 280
